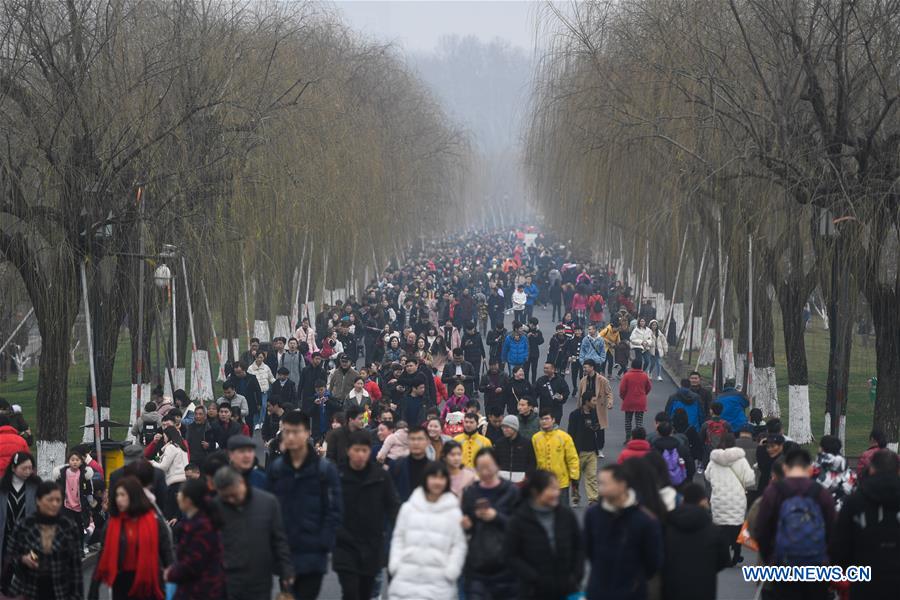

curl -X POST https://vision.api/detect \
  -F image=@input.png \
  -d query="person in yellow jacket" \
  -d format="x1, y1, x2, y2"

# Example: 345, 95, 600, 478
532, 407, 580, 506
599, 321, 622, 379
454, 412, 493, 467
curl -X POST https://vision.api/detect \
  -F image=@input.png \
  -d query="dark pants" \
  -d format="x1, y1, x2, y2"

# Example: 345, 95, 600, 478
465, 574, 517, 600
525, 356, 539, 382
718, 523, 742, 562
552, 301, 562, 321
337, 571, 376, 600
771, 582, 828, 600
113, 572, 157, 600
605, 350, 616, 376
293, 573, 325, 600
570, 361, 582, 394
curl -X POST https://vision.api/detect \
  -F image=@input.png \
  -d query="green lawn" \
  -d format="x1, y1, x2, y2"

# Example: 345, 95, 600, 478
0, 330, 197, 447
683, 314, 875, 456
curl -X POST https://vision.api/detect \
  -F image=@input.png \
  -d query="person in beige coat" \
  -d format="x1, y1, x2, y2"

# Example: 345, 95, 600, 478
577, 359, 613, 456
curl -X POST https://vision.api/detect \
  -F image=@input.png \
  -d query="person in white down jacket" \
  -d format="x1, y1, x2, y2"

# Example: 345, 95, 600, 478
388, 462, 467, 600
629, 317, 654, 370
704, 433, 756, 567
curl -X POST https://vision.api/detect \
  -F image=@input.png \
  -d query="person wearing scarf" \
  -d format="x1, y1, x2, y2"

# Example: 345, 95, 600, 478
93, 475, 172, 600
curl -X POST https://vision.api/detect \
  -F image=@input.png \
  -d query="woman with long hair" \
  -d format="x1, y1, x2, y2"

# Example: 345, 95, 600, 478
504, 470, 583, 599
388, 462, 466, 599
0, 452, 39, 592
154, 427, 189, 520
93, 476, 173, 600
504, 366, 533, 416
6, 481, 83, 600
164, 479, 225, 599
425, 417, 452, 460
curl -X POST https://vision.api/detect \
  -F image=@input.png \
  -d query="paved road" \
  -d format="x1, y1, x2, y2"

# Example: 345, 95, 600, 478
81, 303, 757, 599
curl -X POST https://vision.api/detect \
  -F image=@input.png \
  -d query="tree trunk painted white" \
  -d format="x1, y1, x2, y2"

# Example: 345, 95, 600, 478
735, 354, 746, 392
788, 384, 813, 444
231, 339, 240, 363
672, 303, 684, 338
722, 338, 736, 381
689, 316, 703, 350
273, 315, 291, 340
253, 320, 271, 343
218, 339, 229, 381
126, 383, 151, 443
190, 349, 213, 402
69, 340, 80, 365
163, 368, 186, 399
698, 329, 716, 366
752, 366, 779, 418
82, 406, 110, 443
823, 412, 848, 447
37, 440, 66, 481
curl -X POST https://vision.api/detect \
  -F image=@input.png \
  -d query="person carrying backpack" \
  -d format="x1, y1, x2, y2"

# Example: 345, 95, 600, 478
755, 448, 837, 600
651, 422, 692, 488
699, 402, 731, 466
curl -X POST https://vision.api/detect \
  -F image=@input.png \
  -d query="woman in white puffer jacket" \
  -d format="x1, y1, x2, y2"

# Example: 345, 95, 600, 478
389, 462, 467, 599
704, 433, 756, 566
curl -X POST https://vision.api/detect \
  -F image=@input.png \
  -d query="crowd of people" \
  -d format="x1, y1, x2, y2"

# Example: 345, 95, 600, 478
0, 228, 896, 600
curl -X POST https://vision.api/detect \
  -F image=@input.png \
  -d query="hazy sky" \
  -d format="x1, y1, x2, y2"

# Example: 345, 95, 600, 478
333, 1, 542, 54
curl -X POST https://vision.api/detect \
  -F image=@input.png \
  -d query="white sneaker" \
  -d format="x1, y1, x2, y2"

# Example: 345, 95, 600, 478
254, 423, 261, 431
657, 375, 663, 381
597, 451, 605, 459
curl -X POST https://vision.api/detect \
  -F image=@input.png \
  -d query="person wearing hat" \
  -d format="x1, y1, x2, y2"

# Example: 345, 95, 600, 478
228, 435, 268, 491
494, 414, 536, 483
328, 353, 359, 408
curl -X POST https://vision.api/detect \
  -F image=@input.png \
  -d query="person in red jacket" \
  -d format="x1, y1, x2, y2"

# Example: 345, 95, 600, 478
618, 427, 651, 464
0, 415, 29, 473
619, 358, 652, 442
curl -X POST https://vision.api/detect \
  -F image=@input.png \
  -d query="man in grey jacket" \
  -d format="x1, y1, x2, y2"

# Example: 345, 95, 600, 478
214, 466, 294, 599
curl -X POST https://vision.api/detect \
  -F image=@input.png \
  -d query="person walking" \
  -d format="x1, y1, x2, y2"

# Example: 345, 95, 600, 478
504, 470, 583, 600
495, 415, 536, 483
267, 411, 342, 599
6, 481, 83, 600
454, 412, 493, 469
628, 318, 653, 370
568, 392, 602, 506
532, 408, 580, 506
164, 479, 225, 600
661, 483, 729, 600
153, 426, 189, 520
584, 464, 663, 600
0, 451, 39, 593
501, 325, 529, 378
831, 449, 900, 600
334, 431, 400, 600
92, 476, 173, 600
646, 320, 667, 381
704, 433, 756, 567
388, 462, 467, 600
461, 448, 520, 599
619, 358, 652, 442
576, 358, 612, 458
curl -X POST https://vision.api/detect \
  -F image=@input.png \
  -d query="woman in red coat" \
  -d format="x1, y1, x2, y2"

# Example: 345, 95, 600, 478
618, 358, 652, 442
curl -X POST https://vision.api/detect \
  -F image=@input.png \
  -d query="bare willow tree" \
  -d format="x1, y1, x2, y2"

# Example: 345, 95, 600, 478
529, 0, 900, 446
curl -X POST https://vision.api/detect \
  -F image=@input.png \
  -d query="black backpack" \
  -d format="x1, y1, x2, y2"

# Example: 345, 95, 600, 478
141, 421, 159, 446
593, 298, 603, 313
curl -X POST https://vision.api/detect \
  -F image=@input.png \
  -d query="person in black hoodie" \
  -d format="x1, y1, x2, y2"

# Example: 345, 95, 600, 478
299, 353, 328, 414
269, 367, 296, 406
486, 323, 506, 365
228, 361, 262, 428
546, 325, 572, 373
334, 430, 400, 600
524, 318, 545, 383
831, 449, 900, 600
461, 322, 486, 392
504, 470, 583, 600
495, 415, 536, 483
185, 404, 214, 464
479, 359, 510, 416
662, 483, 729, 600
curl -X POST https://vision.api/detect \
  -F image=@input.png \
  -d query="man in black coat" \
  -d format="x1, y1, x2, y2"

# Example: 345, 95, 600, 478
460, 323, 485, 391
299, 353, 328, 414
487, 287, 505, 329
441, 348, 477, 397
334, 430, 400, 600
662, 483, 729, 600
269, 367, 297, 405
184, 404, 214, 464
479, 359, 510, 416
831, 449, 900, 600
524, 318, 544, 383
228, 361, 262, 427
494, 415, 536, 483
533, 361, 570, 424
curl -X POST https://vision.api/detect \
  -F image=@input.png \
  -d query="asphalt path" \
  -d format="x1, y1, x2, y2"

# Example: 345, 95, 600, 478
80, 302, 757, 599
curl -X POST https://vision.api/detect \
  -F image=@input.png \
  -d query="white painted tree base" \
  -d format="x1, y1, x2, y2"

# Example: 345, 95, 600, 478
823, 413, 847, 447
126, 383, 151, 443
231, 339, 240, 362
735, 354, 746, 391
722, 339, 736, 381
273, 315, 291, 340
37, 440, 66, 481
253, 320, 271, 343
698, 329, 716, 365
788, 384, 813, 444
82, 406, 111, 443
672, 303, 684, 337
163, 368, 186, 399
752, 366, 779, 418
190, 350, 214, 402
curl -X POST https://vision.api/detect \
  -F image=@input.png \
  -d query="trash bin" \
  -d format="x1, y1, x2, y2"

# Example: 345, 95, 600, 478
100, 440, 128, 487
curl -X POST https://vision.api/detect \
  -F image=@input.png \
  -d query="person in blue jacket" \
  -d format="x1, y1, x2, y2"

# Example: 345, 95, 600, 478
267, 411, 343, 600
716, 379, 749, 431
585, 464, 663, 600
579, 323, 607, 368
523, 276, 539, 321
501, 323, 530, 376
664, 380, 703, 430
